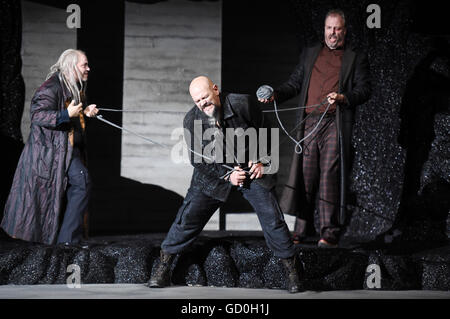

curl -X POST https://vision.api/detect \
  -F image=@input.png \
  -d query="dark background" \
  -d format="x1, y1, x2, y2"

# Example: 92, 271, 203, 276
1, 0, 449, 243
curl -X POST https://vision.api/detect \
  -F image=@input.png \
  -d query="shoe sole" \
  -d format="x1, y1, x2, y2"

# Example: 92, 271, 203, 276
148, 279, 170, 288
148, 281, 163, 288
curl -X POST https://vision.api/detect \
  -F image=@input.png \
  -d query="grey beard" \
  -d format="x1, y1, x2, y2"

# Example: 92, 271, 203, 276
206, 105, 220, 126
326, 35, 342, 49
208, 117, 216, 126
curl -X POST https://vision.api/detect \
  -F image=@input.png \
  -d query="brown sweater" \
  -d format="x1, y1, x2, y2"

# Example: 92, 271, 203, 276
306, 45, 344, 113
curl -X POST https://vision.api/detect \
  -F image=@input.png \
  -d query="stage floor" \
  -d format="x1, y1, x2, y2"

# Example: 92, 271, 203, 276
0, 284, 449, 299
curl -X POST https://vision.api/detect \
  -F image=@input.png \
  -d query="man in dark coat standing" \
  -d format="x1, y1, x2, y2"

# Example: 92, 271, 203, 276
1, 49, 98, 245
259, 9, 371, 247
148, 76, 302, 293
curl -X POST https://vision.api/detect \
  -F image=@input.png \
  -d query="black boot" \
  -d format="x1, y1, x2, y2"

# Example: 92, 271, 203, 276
281, 255, 303, 293
148, 250, 176, 288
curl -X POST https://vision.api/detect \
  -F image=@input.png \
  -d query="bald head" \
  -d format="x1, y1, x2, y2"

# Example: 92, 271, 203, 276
189, 76, 214, 94
189, 76, 221, 118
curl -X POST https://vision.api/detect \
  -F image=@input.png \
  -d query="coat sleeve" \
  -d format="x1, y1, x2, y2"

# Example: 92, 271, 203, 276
236, 95, 266, 164
183, 113, 230, 180
342, 51, 372, 108
236, 94, 263, 129
30, 86, 66, 129
274, 51, 305, 104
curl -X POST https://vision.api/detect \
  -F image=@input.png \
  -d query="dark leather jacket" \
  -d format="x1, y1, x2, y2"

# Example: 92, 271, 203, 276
183, 92, 277, 202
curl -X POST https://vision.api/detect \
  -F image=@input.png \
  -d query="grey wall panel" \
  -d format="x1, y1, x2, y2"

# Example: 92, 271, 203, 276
20, 0, 77, 142
122, 1, 222, 200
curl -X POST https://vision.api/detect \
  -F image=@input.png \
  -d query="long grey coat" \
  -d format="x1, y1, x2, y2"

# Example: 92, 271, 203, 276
1, 73, 74, 244
276, 43, 371, 225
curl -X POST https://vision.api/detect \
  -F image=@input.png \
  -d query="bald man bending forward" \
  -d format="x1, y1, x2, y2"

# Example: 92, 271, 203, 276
148, 76, 302, 293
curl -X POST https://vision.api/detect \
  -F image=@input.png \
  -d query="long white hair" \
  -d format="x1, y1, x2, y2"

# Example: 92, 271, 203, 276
46, 49, 86, 104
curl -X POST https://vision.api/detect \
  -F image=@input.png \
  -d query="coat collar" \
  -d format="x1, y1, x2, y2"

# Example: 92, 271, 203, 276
220, 93, 234, 120
339, 48, 356, 91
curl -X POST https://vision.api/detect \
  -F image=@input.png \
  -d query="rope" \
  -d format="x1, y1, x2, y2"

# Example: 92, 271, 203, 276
273, 99, 331, 155
98, 108, 185, 115
95, 114, 236, 172
96, 115, 168, 148
252, 97, 330, 169
262, 102, 325, 113
95, 92, 333, 180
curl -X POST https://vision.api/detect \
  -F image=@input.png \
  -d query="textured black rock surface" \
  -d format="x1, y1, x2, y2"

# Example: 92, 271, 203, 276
0, 0, 25, 143
0, 233, 448, 291
0, 0, 25, 228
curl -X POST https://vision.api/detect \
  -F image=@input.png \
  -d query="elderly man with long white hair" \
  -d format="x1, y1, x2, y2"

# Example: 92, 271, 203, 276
1, 49, 98, 246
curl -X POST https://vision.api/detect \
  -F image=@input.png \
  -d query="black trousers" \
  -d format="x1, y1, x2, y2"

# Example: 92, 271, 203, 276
162, 182, 296, 259
57, 156, 91, 244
